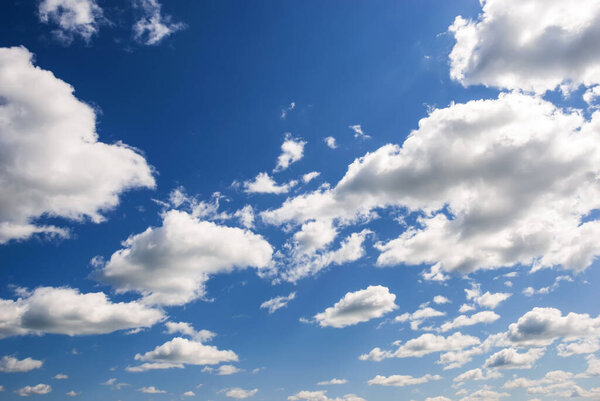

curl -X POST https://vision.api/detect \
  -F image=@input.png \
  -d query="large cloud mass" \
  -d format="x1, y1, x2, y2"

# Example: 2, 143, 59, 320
449, 0, 600, 93
97, 210, 273, 305
0, 46, 155, 243
265, 93, 600, 277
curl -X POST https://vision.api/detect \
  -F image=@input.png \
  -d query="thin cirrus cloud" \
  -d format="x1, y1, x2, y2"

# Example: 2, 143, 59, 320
260, 292, 296, 314
0, 46, 155, 244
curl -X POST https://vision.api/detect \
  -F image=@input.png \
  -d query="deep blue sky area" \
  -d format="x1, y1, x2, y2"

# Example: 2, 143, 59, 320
1, 1, 600, 401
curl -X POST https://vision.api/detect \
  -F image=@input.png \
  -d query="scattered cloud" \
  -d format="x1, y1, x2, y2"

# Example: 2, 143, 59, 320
368, 373, 441, 387
15, 384, 52, 397
38, 0, 102, 43
274, 133, 306, 172
0, 356, 43, 373
133, 0, 186, 45
261, 292, 296, 314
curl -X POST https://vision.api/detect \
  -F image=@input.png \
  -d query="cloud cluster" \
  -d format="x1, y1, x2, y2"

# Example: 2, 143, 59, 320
0, 46, 155, 244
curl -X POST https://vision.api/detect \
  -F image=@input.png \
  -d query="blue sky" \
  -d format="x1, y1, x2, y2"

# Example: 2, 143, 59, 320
1, 0, 600, 400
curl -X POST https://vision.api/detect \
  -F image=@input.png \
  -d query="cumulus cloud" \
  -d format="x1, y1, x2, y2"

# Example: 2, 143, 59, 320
274, 133, 306, 172
506, 307, 600, 346
0, 46, 155, 244
288, 390, 366, 401
138, 386, 166, 394
314, 286, 397, 328
303, 172, 321, 184
38, 0, 102, 43
458, 388, 508, 401
360, 332, 480, 361
439, 311, 500, 332
225, 388, 258, 399
453, 368, 501, 384
96, 210, 273, 305
433, 295, 451, 305
484, 347, 545, 370
264, 93, 600, 277
394, 306, 445, 330
133, 0, 186, 45
349, 125, 371, 139
53, 374, 68, 380
132, 337, 238, 368
0, 287, 163, 338
367, 373, 441, 387
557, 337, 600, 357
324, 137, 337, 149
0, 356, 43, 373
15, 384, 52, 397
164, 322, 215, 342
244, 173, 297, 194
260, 292, 296, 314
465, 285, 511, 309
217, 365, 242, 375
449, 0, 600, 93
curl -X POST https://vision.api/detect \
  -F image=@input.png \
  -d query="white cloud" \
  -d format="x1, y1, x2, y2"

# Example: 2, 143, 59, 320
0, 287, 163, 338
303, 172, 321, 184
66, 390, 80, 396
133, 0, 186, 45
96, 210, 273, 305
465, 286, 511, 309
506, 307, 600, 346
453, 368, 501, 383
164, 322, 215, 342
368, 373, 441, 387
244, 173, 297, 194
53, 374, 68, 380
557, 337, 600, 357
288, 391, 366, 401
395, 306, 445, 330
449, 0, 600, 93
433, 295, 451, 305
458, 388, 508, 401
281, 102, 295, 119
0, 356, 43, 373
15, 384, 52, 397
138, 386, 166, 394
260, 292, 296, 314
125, 362, 184, 372
522, 275, 573, 297
38, 0, 102, 43
360, 332, 480, 361
0, 47, 155, 244
324, 137, 338, 149
317, 379, 347, 386
225, 388, 258, 399
314, 286, 397, 328
425, 397, 452, 401
349, 125, 370, 139
439, 311, 500, 332
265, 93, 600, 277
484, 347, 545, 369
132, 337, 238, 367
183, 390, 195, 397
274, 133, 306, 172
217, 365, 242, 375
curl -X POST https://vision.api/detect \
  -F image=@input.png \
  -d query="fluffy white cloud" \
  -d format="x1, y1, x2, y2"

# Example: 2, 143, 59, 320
138, 386, 166, 394
439, 311, 500, 332
484, 347, 545, 369
465, 286, 511, 309
217, 365, 242, 375
133, 337, 238, 367
556, 337, 599, 357
367, 373, 441, 387
506, 307, 600, 346
0, 287, 163, 338
360, 332, 480, 361
38, 0, 102, 43
288, 391, 366, 401
349, 125, 370, 139
96, 210, 273, 305
182, 390, 195, 397
125, 362, 183, 372
317, 379, 347, 386
53, 374, 68, 380
133, 0, 186, 45
303, 172, 321, 184
395, 306, 445, 330
425, 397, 452, 401
15, 384, 52, 397
164, 322, 215, 342
0, 47, 155, 244
433, 295, 450, 305
65, 390, 80, 396
260, 292, 296, 314
324, 137, 337, 149
225, 388, 258, 399
0, 356, 43, 373
274, 133, 306, 172
314, 286, 397, 328
453, 368, 501, 383
265, 93, 600, 277
458, 388, 508, 401
244, 173, 297, 194
449, 0, 600, 93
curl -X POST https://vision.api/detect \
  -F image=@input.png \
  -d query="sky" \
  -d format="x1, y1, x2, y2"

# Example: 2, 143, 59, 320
0, 0, 600, 400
